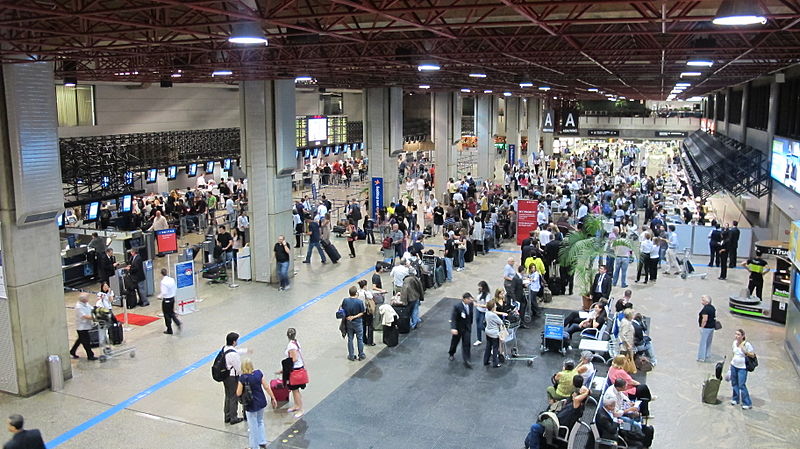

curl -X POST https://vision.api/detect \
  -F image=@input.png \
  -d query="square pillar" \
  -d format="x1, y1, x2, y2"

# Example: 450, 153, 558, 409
433, 91, 461, 195
506, 97, 521, 156
365, 87, 402, 212
476, 94, 496, 181
527, 98, 542, 161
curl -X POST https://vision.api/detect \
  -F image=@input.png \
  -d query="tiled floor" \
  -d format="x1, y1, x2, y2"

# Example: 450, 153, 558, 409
1, 236, 799, 449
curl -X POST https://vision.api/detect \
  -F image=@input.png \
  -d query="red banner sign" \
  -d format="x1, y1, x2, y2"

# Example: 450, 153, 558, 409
516, 200, 539, 245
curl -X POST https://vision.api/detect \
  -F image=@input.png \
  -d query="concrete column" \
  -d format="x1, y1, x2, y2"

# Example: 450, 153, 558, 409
723, 87, 731, 135
740, 83, 749, 142
475, 94, 496, 181
240, 80, 295, 283
432, 91, 461, 196
542, 133, 554, 156
763, 80, 780, 226
365, 87, 402, 210
0, 62, 70, 395
527, 98, 542, 161
506, 97, 521, 156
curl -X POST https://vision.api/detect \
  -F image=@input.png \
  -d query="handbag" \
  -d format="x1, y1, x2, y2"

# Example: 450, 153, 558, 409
335, 307, 346, 319
289, 367, 309, 386
714, 319, 722, 330
745, 353, 758, 372
621, 350, 638, 374
498, 323, 509, 341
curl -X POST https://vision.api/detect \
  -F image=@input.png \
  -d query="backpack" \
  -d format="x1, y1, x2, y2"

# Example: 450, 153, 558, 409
382, 237, 393, 249
211, 348, 235, 382
239, 376, 254, 407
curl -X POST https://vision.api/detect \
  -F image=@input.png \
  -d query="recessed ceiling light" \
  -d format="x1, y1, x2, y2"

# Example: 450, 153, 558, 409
587, 88, 599, 92
687, 59, 713, 67
538, 86, 550, 91
63, 76, 77, 87
212, 70, 233, 76
687, 96, 704, 101
417, 61, 440, 71
519, 82, 533, 88
460, 88, 471, 93
295, 76, 313, 82
419, 84, 431, 89
469, 73, 487, 78
675, 82, 691, 87
503, 92, 512, 97
483, 90, 492, 93
619, 96, 626, 99
681, 72, 702, 77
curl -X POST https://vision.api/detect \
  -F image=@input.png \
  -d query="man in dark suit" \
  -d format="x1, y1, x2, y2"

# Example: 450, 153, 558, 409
448, 293, 474, 367
4, 414, 46, 449
590, 265, 612, 303
708, 222, 722, 266
727, 220, 740, 268
718, 225, 730, 280
126, 248, 149, 306
97, 248, 118, 287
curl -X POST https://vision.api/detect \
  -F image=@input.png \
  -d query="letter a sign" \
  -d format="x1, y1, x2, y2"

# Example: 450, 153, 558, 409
542, 109, 555, 133
560, 109, 579, 135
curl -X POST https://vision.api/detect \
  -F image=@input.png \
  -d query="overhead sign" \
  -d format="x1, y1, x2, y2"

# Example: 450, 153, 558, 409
155, 228, 178, 255
588, 129, 619, 137
371, 177, 383, 219
516, 200, 539, 245
542, 109, 555, 133
560, 109, 579, 135
655, 131, 688, 138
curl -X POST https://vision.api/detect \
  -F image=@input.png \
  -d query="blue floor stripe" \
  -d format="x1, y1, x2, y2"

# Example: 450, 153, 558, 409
47, 265, 376, 448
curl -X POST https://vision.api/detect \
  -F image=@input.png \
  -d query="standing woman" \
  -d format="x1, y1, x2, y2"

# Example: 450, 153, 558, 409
237, 359, 277, 449
95, 281, 115, 310
730, 329, 755, 409
284, 328, 307, 418
636, 232, 653, 284
357, 280, 376, 346
346, 220, 357, 258
474, 281, 490, 346
483, 300, 504, 368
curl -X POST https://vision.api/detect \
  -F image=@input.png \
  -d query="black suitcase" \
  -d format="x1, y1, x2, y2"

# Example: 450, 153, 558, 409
422, 272, 435, 290
549, 277, 565, 296
423, 225, 432, 236
109, 322, 124, 345
375, 261, 392, 273
332, 225, 346, 236
89, 325, 100, 348
392, 305, 412, 333
464, 241, 474, 263
321, 240, 341, 263
383, 323, 399, 347
435, 265, 446, 286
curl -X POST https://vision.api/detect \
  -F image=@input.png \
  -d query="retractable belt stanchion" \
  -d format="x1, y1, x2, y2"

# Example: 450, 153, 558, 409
229, 251, 239, 289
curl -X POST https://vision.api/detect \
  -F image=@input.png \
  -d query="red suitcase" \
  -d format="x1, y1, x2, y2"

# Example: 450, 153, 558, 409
270, 378, 290, 403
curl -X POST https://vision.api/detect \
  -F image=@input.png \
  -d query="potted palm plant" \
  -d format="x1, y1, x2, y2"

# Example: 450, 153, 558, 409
559, 215, 638, 310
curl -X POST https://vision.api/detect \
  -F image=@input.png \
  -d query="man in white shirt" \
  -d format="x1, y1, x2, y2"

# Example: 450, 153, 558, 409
70, 293, 97, 360
222, 332, 249, 425
577, 202, 589, 219
196, 175, 207, 188
390, 261, 410, 294
416, 177, 425, 203
148, 210, 169, 231
158, 268, 181, 335
225, 197, 235, 223
663, 224, 681, 275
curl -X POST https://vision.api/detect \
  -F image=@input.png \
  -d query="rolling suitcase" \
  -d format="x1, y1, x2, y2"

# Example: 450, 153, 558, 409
392, 305, 412, 333
375, 261, 392, 273
464, 241, 474, 263
270, 379, 290, 403
702, 357, 726, 404
321, 240, 341, 263
108, 322, 124, 345
542, 287, 553, 303
383, 323, 399, 347
435, 265, 446, 286
89, 324, 100, 348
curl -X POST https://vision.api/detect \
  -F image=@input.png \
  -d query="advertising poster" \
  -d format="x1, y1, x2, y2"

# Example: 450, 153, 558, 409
371, 177, 383, 219
508, 144, 516, 166
176, 261, 194, 289
516, 200, 539, 245
155, 228, 178, 255
789, 220, 800, 270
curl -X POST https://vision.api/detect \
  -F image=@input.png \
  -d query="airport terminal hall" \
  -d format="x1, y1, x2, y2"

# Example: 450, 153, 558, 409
3, 1, 800, 449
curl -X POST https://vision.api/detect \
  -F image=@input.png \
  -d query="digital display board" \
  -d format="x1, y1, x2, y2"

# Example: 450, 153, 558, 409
187, 163, 197, 177
167, 166, 177, 180
146, 168, 158, 183
205, 161, 215, 173
307, 116, 328, 145
772, 137, 800, 194
86, 202, 100, 221
155, 228, 178, 255
121, 194, 132, 213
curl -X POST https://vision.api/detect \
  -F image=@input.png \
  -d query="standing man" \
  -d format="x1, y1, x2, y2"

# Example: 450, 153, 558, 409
697, 295, 716, 362
87, 232, 106, 279
222, 332, 248, 425
708, 222, 722, 266
274, 235, 291, 291
342, 286, 366, 361
590, 265, 612, 303
443, 232, 456, 282
4, 414, 46, 449
727, 221, 741, 268
449, 292, 475, 367
216, 225, 234, 264
743, 250, 769, 299
69, 293, 97, 361
302, 219, 327, 264
389, 223, 405, 262
718, 225, 730, 280
158, 268, 181, 335
126, 248, 149, 307
147, 210, 169, 232
97, 248, 118, 287
663, 225, 681, 275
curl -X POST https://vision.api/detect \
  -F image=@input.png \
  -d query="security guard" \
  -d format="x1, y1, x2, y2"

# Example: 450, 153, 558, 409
742, 249, 769, 300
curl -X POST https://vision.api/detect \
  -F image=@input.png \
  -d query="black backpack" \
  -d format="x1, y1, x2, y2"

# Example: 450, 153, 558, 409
211, 348, 235, 382
239, 377, 254, 407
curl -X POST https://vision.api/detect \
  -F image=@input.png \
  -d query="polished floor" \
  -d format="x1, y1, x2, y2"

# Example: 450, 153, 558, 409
1, 235, 799, 449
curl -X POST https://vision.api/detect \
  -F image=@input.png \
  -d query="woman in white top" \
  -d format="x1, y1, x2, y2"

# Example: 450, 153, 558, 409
730, 328, 755, 409
482, 300, 504, 368
357, 280, 376, 346
636, 232, 654, 284
284, 328, 305, 418
473, 281, 490, 346
95, 281, 115, 310
576, 350, 596, 387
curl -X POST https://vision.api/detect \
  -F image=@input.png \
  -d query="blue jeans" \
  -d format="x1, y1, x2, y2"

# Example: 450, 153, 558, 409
457, 248, 466, 268
346, 319, 365, 359
444, 257, 454, 281
410, 300, 421, 329
524, 422, 545, 449
606, 255, 615, 275
731, 366, 752, 406
697, 328, 714, 361
305, 241, 326, 263
277, 261, 289, 288
475, 310, 486, 342
245, 409, 267, 449
613, 257, 629, 287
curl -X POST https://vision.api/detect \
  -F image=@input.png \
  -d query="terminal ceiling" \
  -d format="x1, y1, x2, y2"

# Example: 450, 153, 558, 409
1, 0, 800, 100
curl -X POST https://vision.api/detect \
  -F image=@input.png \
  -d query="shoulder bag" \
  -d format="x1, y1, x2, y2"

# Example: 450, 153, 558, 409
743, 342, 758, 372
498, 322, 509, 341
714, 319, 722, 330
288, 343, 310, 386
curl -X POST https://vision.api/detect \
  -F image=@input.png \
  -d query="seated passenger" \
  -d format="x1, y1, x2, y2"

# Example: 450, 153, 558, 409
546, 359, 577, 403
564, 302, 607, 338
607, 355, 656, 417
525, 376, 590, 449
632, 312, 657, 366
596, 397, 654, 449
576, 350, 597, 387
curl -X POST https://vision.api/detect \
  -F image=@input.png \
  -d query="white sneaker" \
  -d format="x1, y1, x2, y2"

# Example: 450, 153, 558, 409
741, 405, 752, 410
473, 340, 482, 346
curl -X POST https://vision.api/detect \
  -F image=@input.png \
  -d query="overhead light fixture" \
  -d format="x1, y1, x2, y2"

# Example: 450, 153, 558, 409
675, 82, 691, 87
229, 22, 268, 45
212, 70, 233, 76
417, 61, 440, 71
503, 92, 512, 97
63, 76, 77, 87
295, 75, 314, 82
483, 90, 492, 94
687, 96, 704, 101
460, 88, 471, 93
608, 97, 617, 101
605, 93, 615, 97
681, 72, 702, 77
170, 73, 182, 78
587, 88, 599, 92
712, 0, 767, 26
519, 82, 533, 88
469, 73, 487, 78
538, 86, 551, 91
687, 59, 714, 67
419, 84, 431, 89
619, 96, 626, 99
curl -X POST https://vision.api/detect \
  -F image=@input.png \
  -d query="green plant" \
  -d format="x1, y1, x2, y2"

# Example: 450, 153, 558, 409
558, 215, 638, 297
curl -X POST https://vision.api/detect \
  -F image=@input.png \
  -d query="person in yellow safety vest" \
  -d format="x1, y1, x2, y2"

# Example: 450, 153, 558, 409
524, 255, 546, 280
741, 249, 769, 300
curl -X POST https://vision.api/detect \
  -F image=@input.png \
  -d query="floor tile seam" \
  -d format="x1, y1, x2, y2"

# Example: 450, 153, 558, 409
116, 406, 251, 439
46, 265, 376, 448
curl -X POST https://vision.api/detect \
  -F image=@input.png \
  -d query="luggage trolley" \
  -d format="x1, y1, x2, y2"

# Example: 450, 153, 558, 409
501, 319, 537, 367
540, 313, 567, 356
679, 247, 707, 280
91, 308, 136, 363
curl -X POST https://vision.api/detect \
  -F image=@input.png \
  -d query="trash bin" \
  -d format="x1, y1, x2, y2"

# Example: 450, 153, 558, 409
48, 355, 63, 392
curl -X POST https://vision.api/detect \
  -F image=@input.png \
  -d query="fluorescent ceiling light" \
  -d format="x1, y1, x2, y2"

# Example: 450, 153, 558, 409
63, 76, 77, 87
687, 59, 713, 67
681, 72, 702, 77
605, 93, 615, 97
675, 82, 691, 87
687, 96, 704, 101
170, 73, 182, 78
519, 82, 533, 88
417, 61, 440, 71
503, 92, 512, 97
212, 70, 233, 76
229, 22, 268, 45
619, 96, 626, 99
538, 86, 551, 91
469, 73, 487, 78
460, 88, 471, 93
295, 76, 313, 82
587, 88, 599, 92
483, 90, 492, 93
419, 84, 431, 89
712, 0, 767, 26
